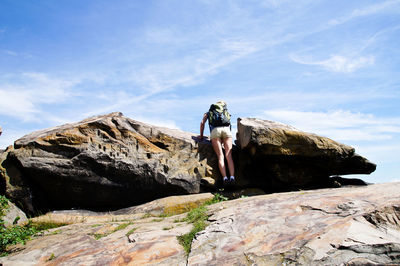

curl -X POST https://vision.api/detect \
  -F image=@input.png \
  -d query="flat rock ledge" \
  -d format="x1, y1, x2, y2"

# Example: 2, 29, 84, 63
1, 182, 399, 265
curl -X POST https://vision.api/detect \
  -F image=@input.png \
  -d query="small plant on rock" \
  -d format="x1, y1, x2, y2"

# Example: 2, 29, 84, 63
177, 193, 228, 256
0, 195, 67, 256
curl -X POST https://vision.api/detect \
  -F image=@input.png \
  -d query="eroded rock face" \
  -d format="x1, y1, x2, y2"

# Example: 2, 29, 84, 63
236, 118, 376, 190
1, 183, 399, 265
2, 112, 219, 213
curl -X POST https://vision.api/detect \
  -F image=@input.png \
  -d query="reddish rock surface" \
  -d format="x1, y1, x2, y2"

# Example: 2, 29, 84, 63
1, 183, 400, 265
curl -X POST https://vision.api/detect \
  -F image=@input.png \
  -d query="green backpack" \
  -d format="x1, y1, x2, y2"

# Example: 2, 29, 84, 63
208, 102, 231, 127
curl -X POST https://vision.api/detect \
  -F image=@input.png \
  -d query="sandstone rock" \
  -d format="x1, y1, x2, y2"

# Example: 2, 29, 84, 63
1, 183, 399, 265
1, 212, 191, 266
113, 192, 214, 216
189, 182, 400, 265
236, 118, 376, 190
2, 112, 219, 213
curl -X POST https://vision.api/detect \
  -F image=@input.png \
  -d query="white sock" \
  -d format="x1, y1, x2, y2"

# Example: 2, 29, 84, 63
230, 176, 235, 181
223, 176, 228, 181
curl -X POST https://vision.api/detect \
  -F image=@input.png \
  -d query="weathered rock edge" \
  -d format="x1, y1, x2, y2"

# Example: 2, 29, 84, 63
0, 183, 399, 265
236, 118, 376, 190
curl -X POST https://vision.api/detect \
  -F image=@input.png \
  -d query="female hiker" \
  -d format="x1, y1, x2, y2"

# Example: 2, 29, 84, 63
199, 101, 235, 186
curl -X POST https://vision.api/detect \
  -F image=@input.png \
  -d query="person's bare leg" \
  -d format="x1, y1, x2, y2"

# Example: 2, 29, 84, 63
223, 137, 234, 177
211, 138, 227, 177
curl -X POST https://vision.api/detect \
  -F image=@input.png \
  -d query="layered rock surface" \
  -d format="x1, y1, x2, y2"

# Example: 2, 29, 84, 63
1, 112, 218, 213
236, 118, 376, 190
1, 183, 399, 265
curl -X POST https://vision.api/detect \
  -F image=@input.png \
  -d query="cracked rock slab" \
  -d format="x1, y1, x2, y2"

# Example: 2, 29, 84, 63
1, 183, 400, 265
188, 182, 400, 265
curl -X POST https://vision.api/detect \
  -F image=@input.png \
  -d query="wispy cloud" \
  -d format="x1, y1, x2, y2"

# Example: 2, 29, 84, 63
83, 37, 261, 117
329, 0, 400, 26
131, 39, 259, 92
290, 54, 375, 73
263, 109, 400, 141
0, 72, 79, 121
357, 143, 400, 161
259, 0, 293, 8
1, 49, 18, 56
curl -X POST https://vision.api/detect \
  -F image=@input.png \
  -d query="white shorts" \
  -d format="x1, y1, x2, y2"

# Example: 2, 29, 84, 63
210, 126, 232, 140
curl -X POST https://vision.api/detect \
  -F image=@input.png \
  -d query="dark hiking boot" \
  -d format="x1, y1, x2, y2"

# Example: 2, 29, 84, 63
223, 177, 230, 187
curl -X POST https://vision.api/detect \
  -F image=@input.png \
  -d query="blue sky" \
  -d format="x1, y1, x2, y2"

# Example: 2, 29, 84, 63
1, 0, 399, 184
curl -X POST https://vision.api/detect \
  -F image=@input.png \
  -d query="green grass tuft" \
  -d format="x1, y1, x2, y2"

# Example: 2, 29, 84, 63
92, 222, 134, 240
114, 223, 130, 231
125, 227, 137, 237
176, 193, 229, 256
177, 218, 207, 255
31, 221, 68, 231
184, 205, 207, 224
0, 221, 38, 256
205, 193, 228, 205
0, 195, 9, 217
48, 253, 56, 261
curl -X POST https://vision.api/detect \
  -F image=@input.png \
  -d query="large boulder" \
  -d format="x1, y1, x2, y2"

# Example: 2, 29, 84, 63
236, 118, 376, 190
2, 112, 219, 213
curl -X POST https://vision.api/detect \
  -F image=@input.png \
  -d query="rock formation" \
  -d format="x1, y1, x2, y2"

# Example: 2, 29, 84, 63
236, 118, 376, 191
1, 182, 399, 265
1, 112, 218, 213
0, 113, 376, 214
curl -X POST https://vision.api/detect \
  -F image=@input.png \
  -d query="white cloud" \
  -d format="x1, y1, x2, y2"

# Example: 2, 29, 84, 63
263, 109, 400, 141
329, 0, 400, 26
356, 143, 400, 161
132, 116, 180, 130
0, 72, 79, 121
0, 128, 31, 149
260, 0, 291, 7
79, 38, 263, 118
290, 54, 375, 73
0, 88, 38, 119
129, 39, 260, 94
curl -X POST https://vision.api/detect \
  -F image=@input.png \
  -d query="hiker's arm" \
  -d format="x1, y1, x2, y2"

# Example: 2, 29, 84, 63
199, 113, 208, 140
